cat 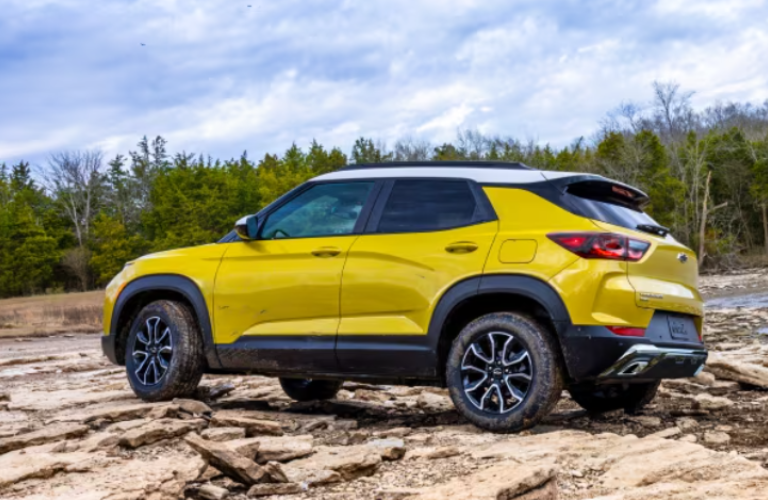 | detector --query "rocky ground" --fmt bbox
[2,272,768,500]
